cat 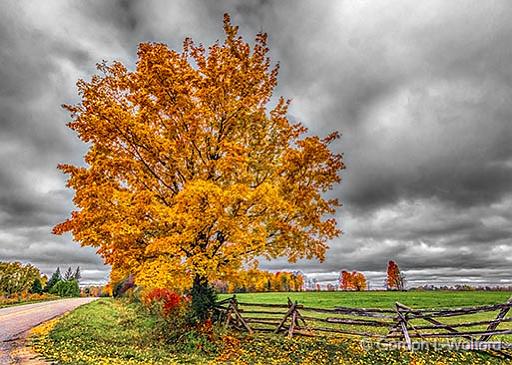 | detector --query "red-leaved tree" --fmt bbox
[386,260,405,290]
